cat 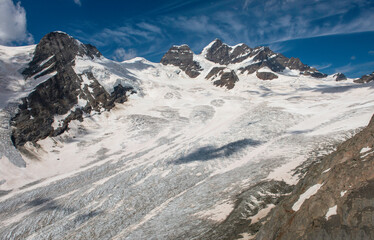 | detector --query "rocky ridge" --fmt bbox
[160,44,202,78]
[333,72,347,81]
[161,39,327,86]
[11,32,136,147]
[354,72,374,83]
